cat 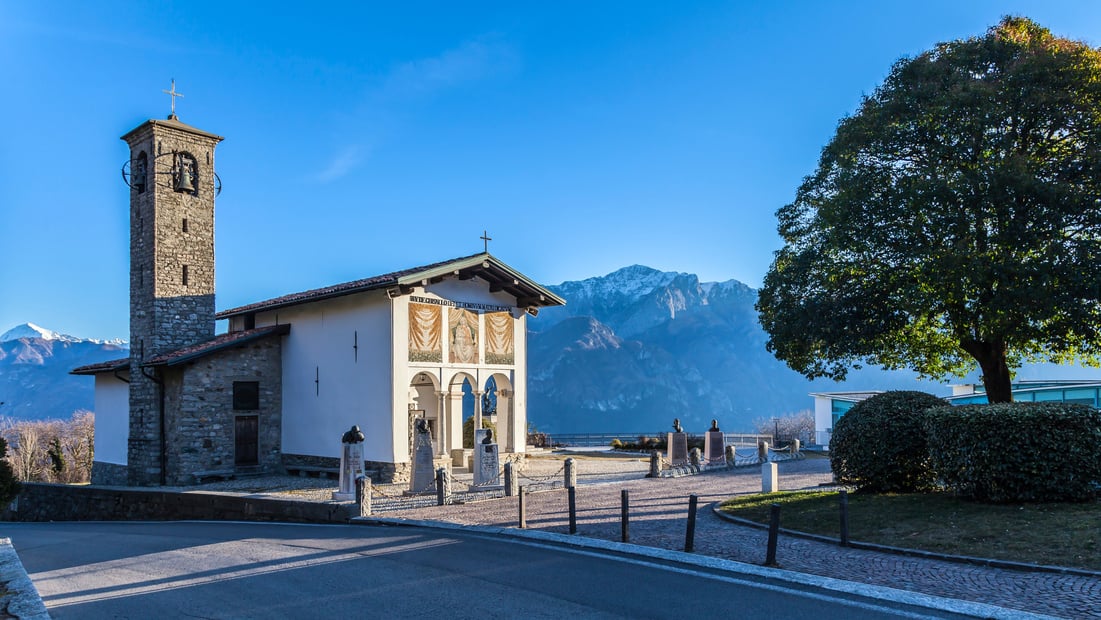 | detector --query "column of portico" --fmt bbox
[497,389,513,452]
[436,391,449,457]
[449,391,464,453]
[473,390,484,438]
